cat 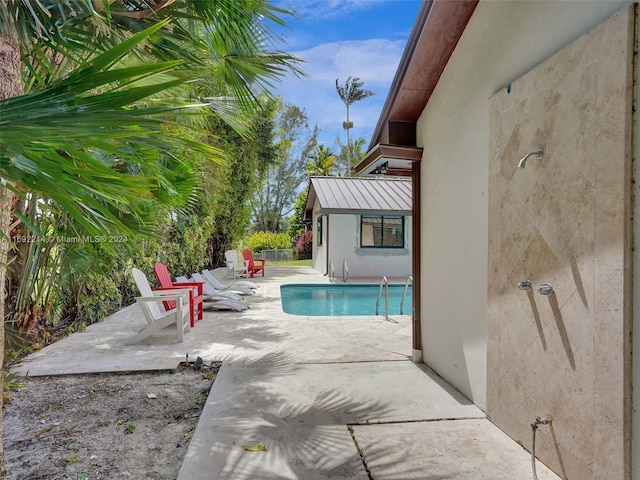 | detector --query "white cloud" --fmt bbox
[275,37,405,147]
[279,0,377,20]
